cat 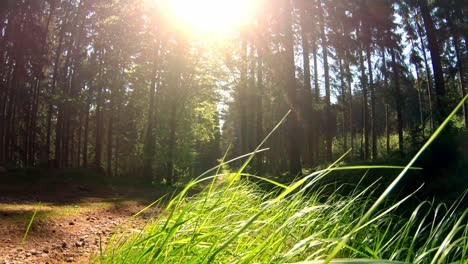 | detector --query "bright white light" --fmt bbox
[167,0,253,35]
